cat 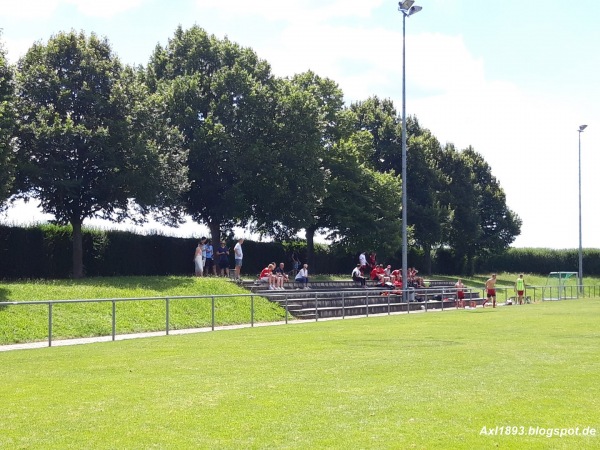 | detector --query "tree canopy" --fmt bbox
[13,31,188,277]
[0,37,16,206]
[3,26,521,276]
